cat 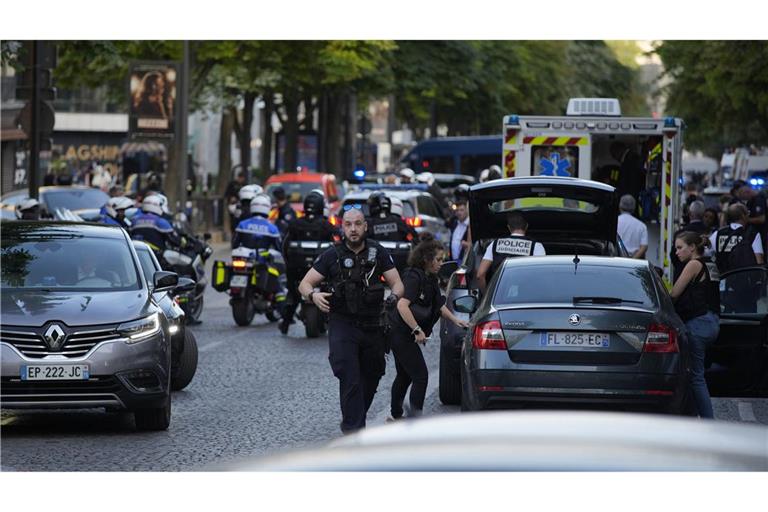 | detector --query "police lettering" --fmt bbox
[495,238,533,256]
[718,235,742,253]
[373,223,398,235]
